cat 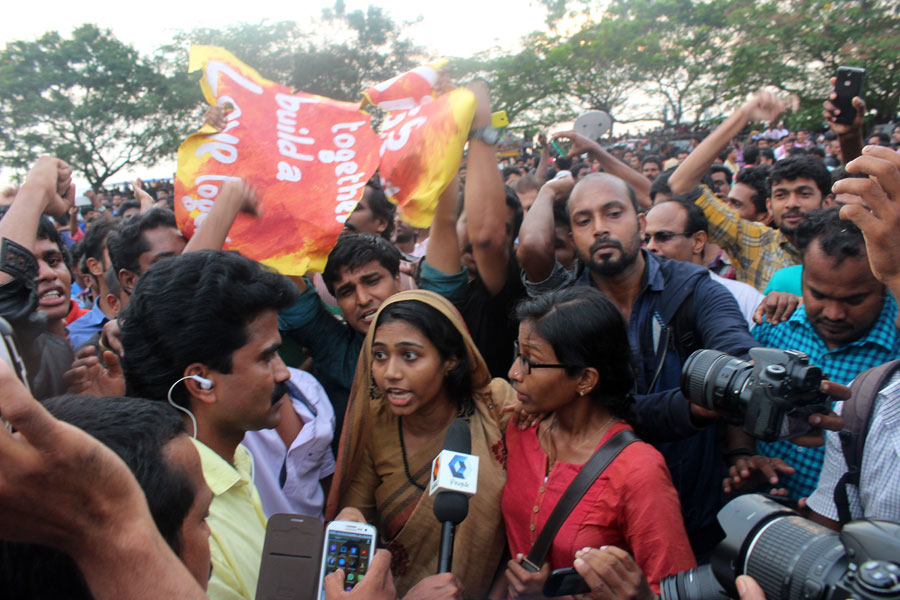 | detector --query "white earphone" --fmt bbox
[166,375,213,438]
